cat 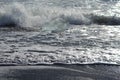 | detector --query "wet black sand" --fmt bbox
[0,64,120,80]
